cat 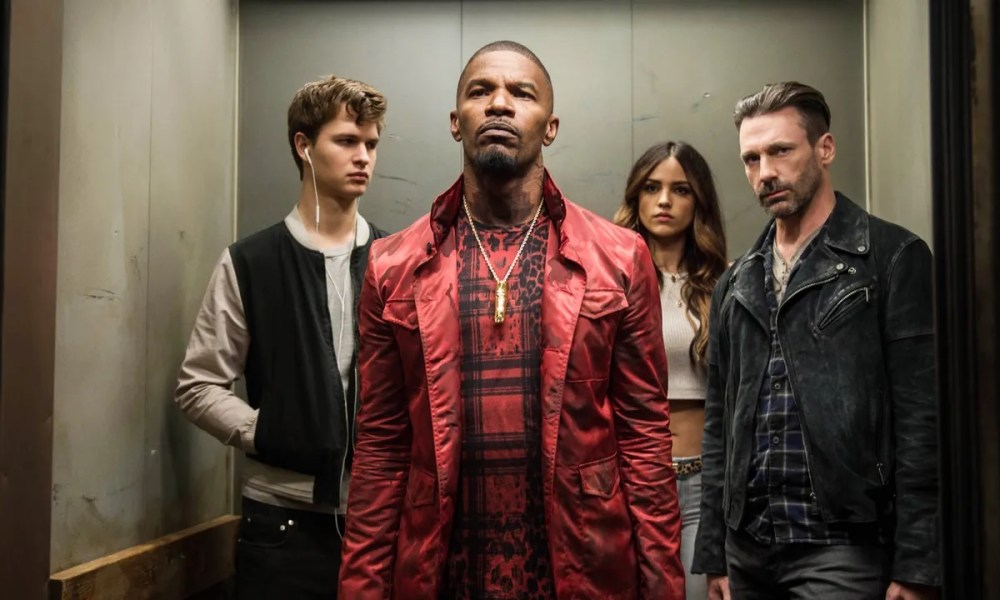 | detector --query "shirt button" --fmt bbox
[771,435,780,445]
[773,381,782,390]
[858,245,867,252]
[836,263,845,270]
